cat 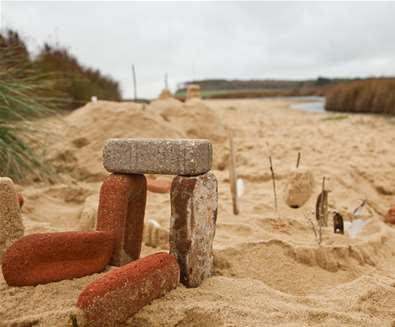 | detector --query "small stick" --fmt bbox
[304,211,321,245]
[352,199,367,217]
[228,129,240,215]
[70,314,79,327]
[269,156,278,213]
[296,152,301,168]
